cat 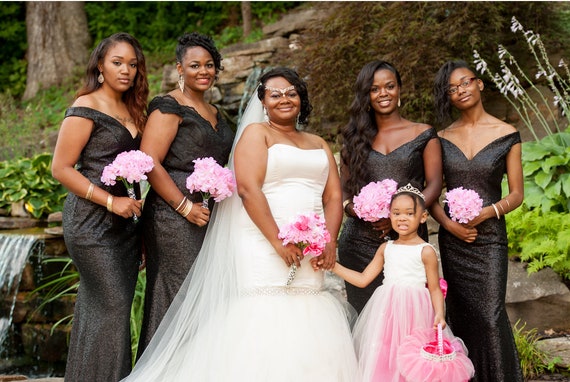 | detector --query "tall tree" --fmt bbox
[23,2,90,100]
[241,1,252,37]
